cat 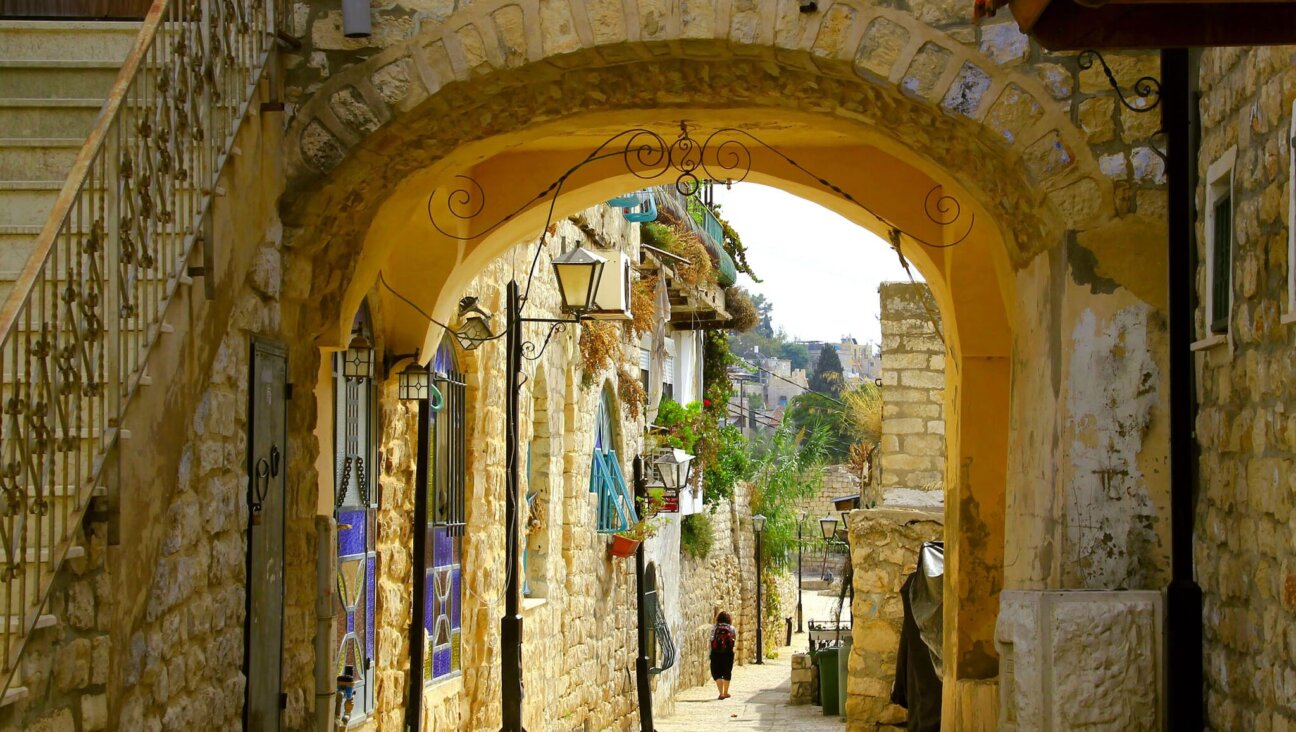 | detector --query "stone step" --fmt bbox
[3,615,57,633]
[0,686,27,708]
[0,139,84,182]
[0,180,62,228]
[0,98,104,141]
[0,61,120,100]
[0,544,85,566]
[0,21,141,63]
